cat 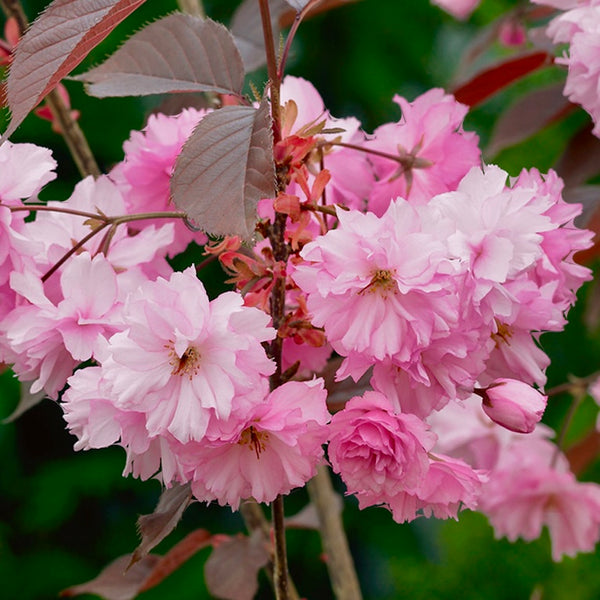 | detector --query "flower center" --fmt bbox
[359,268,398,297]
[491,321,514,347]
[169,344,201,379]
[238,426,269,459]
